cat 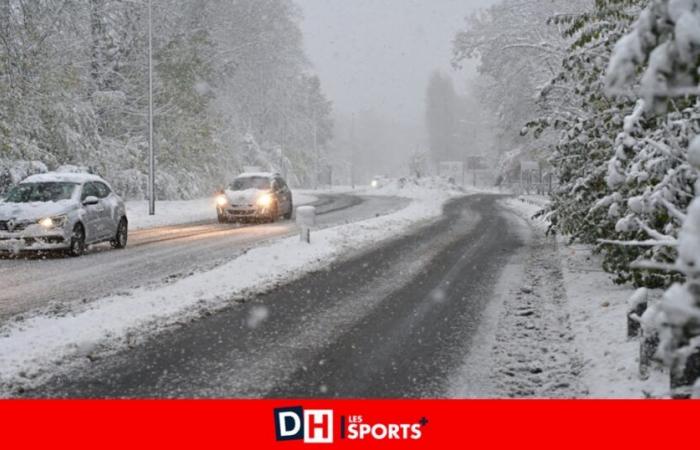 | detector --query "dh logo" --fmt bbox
[274,406,333,444]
